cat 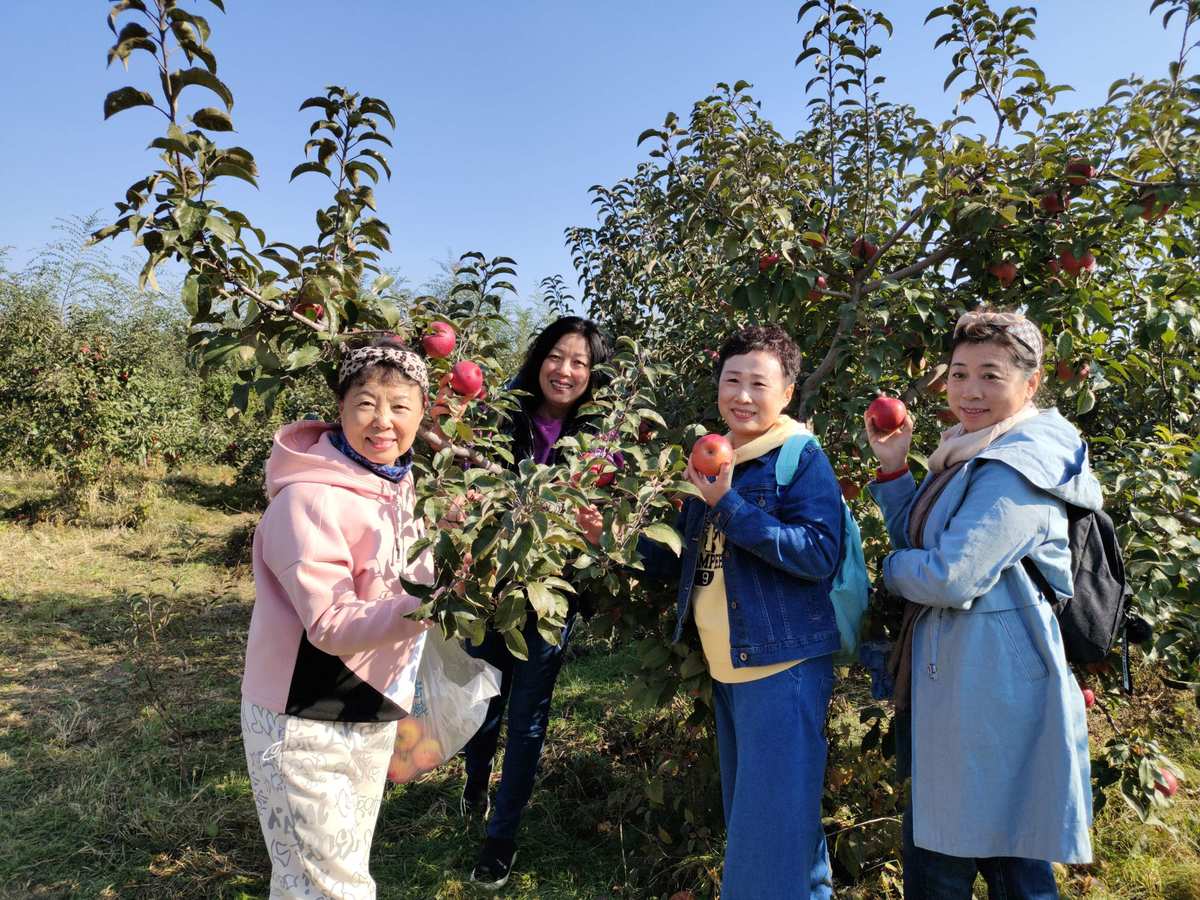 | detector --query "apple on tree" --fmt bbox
[421,321,456,359]
[1155,768,1179,798]
[759,252,781,272]
[1040,192,1068,215]
[807,274,827,301]
[449,360,484,398]
[850,236,878,265]
[987,260,1017,289]
[1065,158,1097,187]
